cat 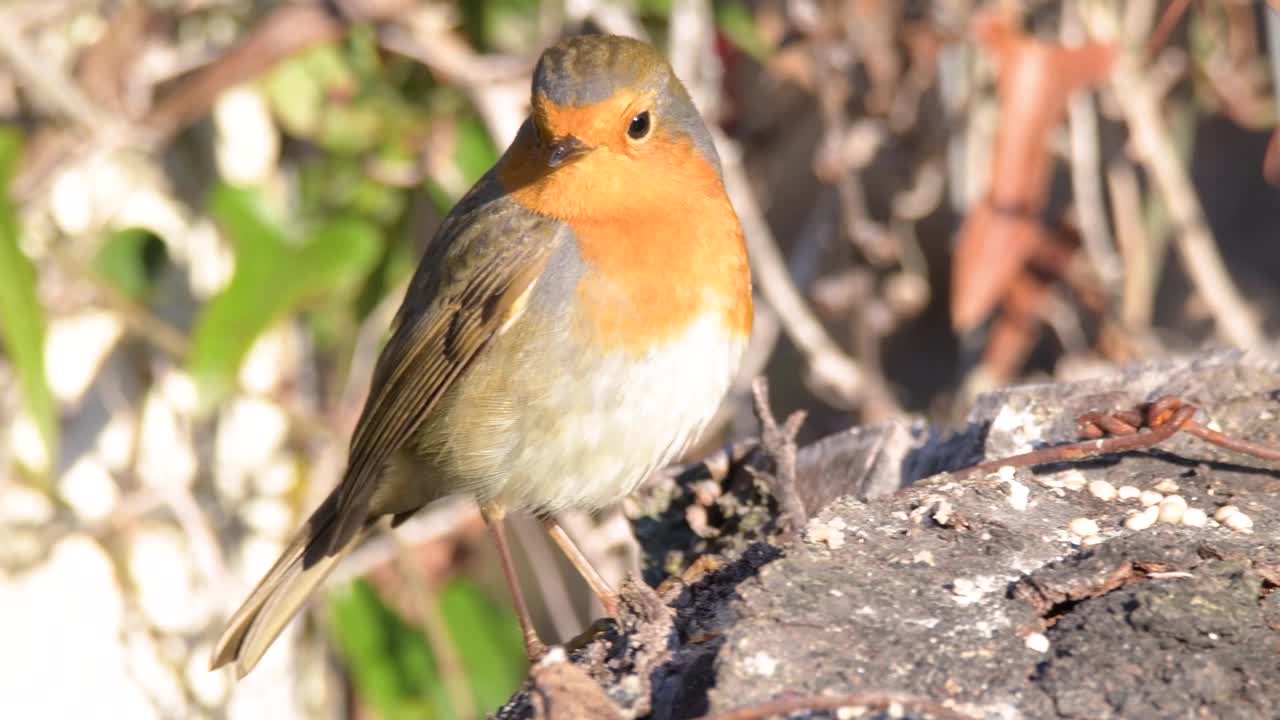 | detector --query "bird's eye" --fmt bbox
[627,111,652,141]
